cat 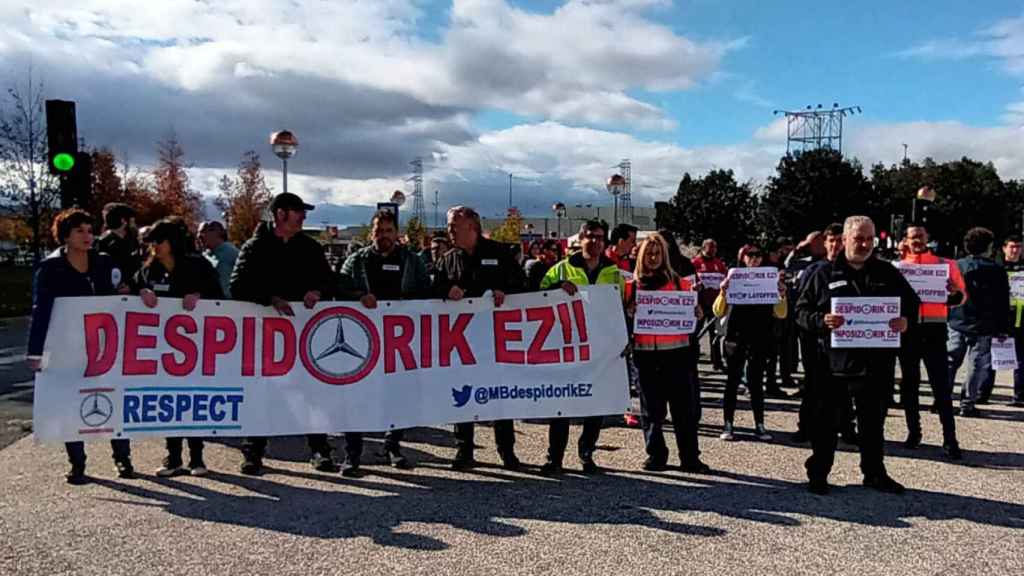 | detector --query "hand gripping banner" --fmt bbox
[33,286,629,442]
